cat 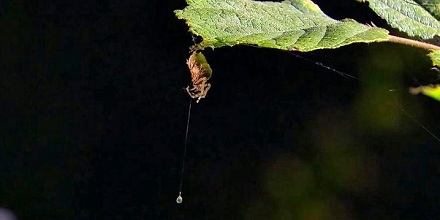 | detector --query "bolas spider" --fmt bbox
[185,51,212,103]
